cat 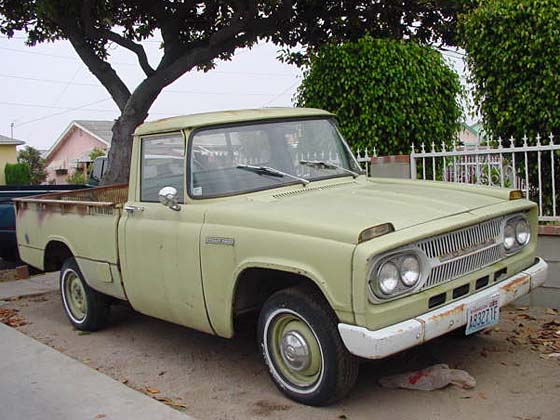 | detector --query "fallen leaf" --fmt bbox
[146,387,160,394]
[94,415,107,419]
[78,331,91,336]
[478,393,488,400]
[158,371,166,376]
[121,379,129,385]
[545,308,558,315]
